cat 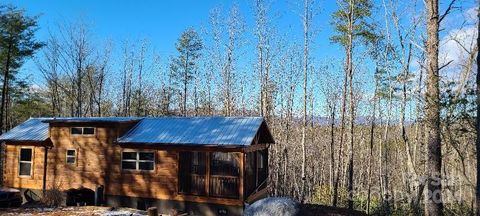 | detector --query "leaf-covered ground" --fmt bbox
[0,206,146,216]
[301,204,367,216]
